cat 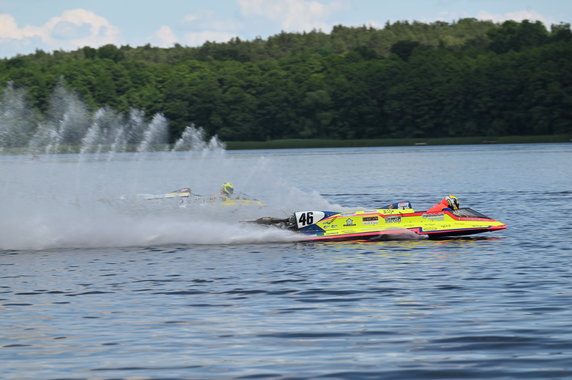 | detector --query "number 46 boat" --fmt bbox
[252,197,506,242]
